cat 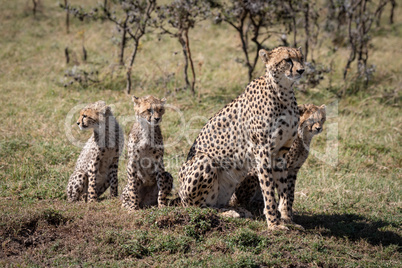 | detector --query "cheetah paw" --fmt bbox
[281,219,304,230]
[267,224,289,231]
